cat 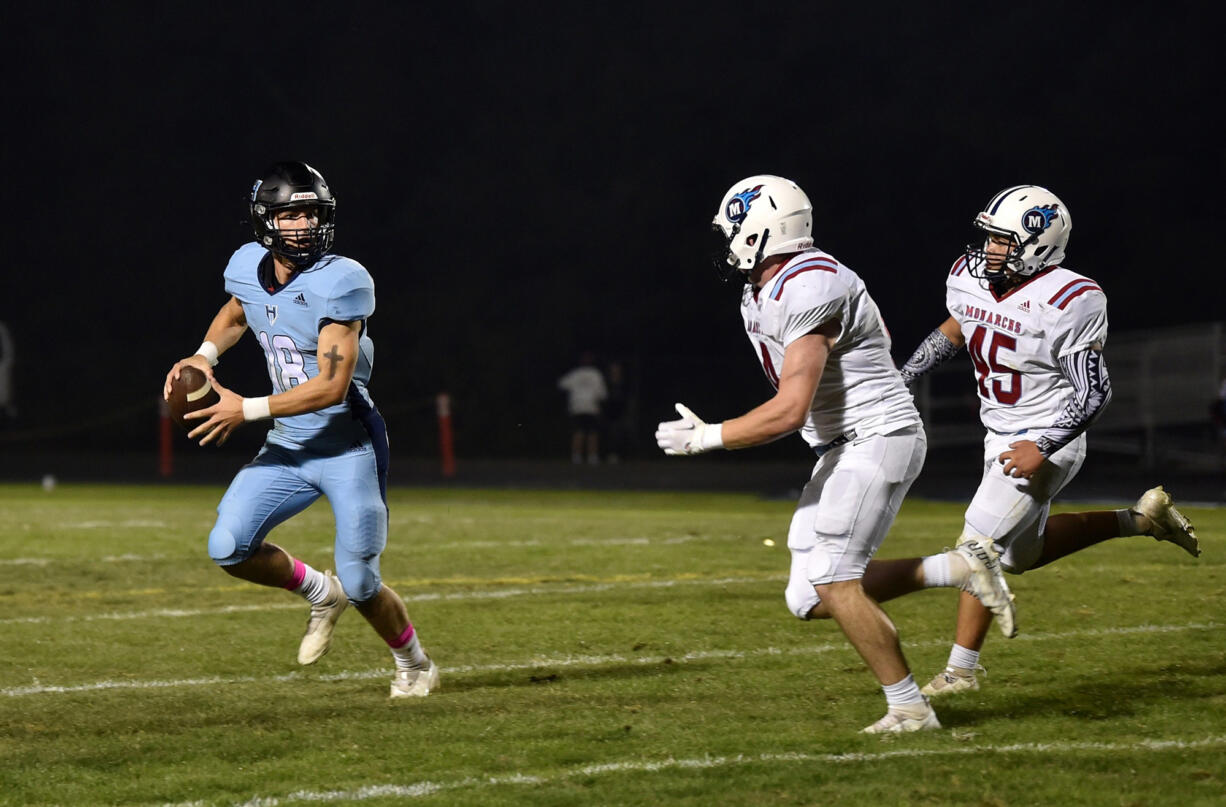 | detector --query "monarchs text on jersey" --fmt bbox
[741,250,919,447]
[945,255,1108,436]
[224,242,378,454]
